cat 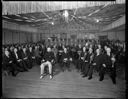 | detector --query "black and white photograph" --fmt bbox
[2,0,126,98]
